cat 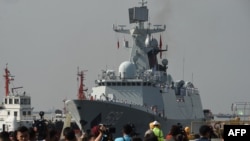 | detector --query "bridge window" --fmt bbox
[9,99,13,104]
[27,98,30,104]
[23,99,27,104]
[14,111,18,117]
[14,99,19,104]
[117,82,121,86]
